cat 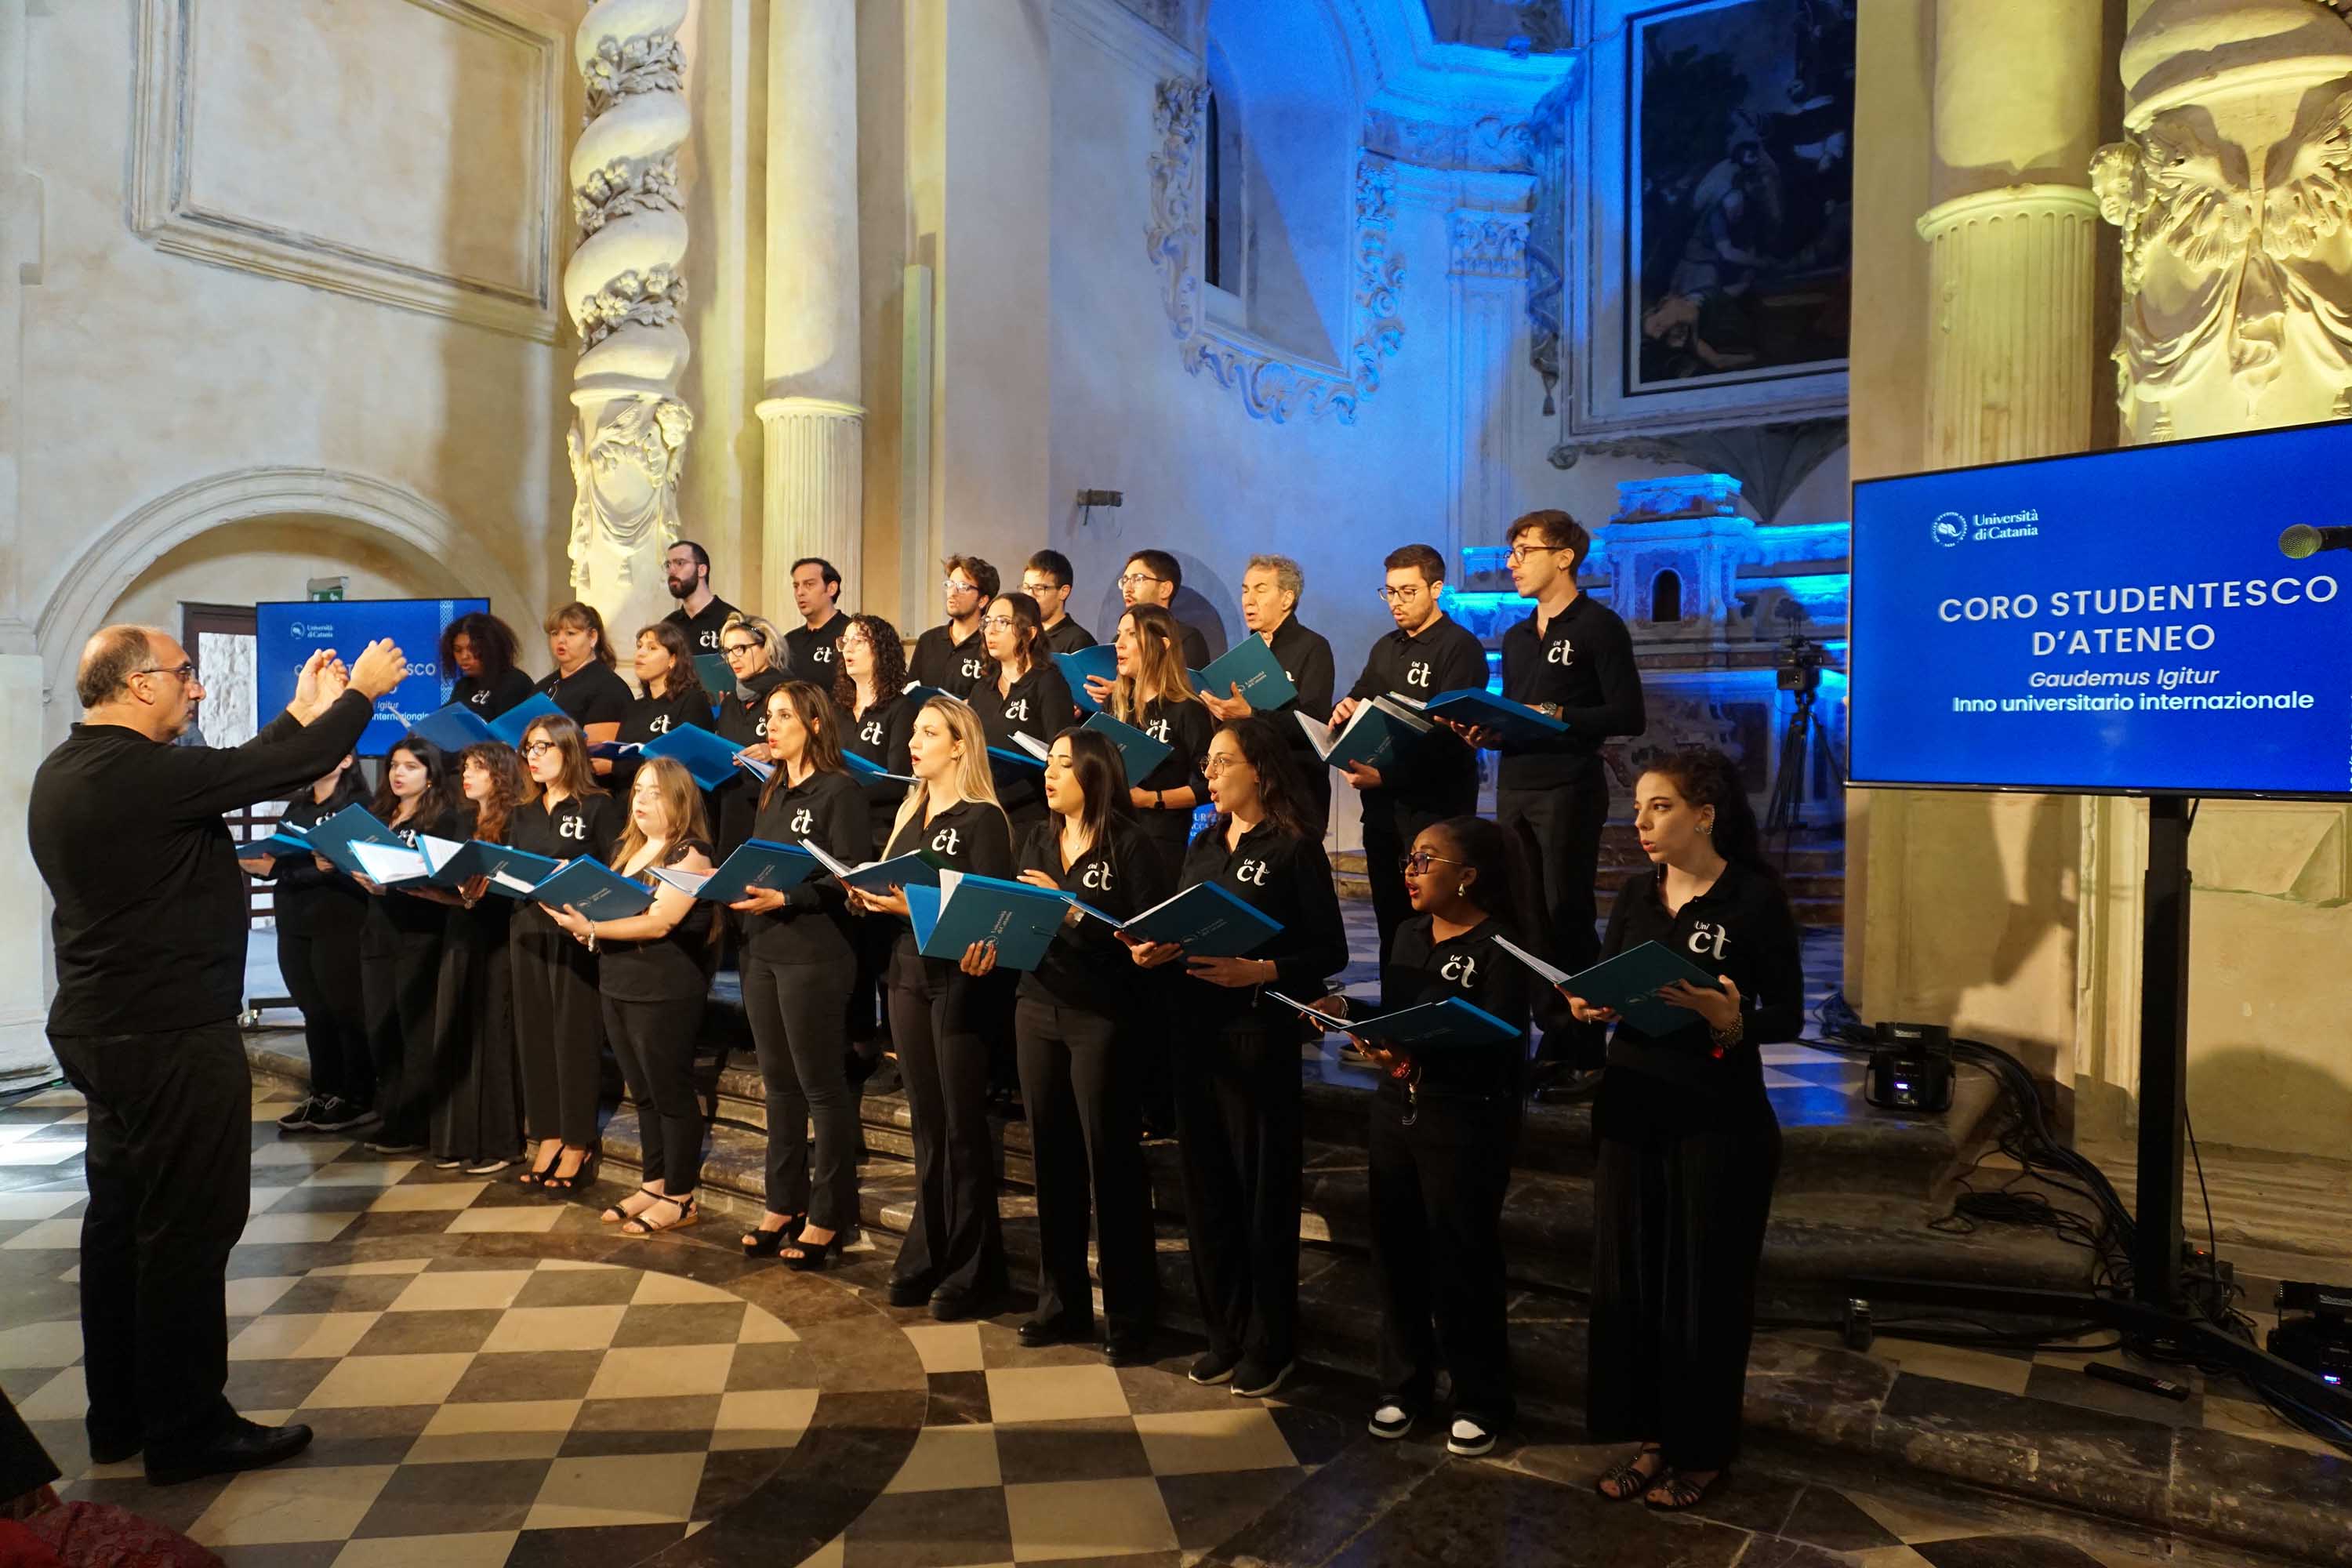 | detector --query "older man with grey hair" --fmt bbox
[1201,554,1336,835]
[27,626,408,1486]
